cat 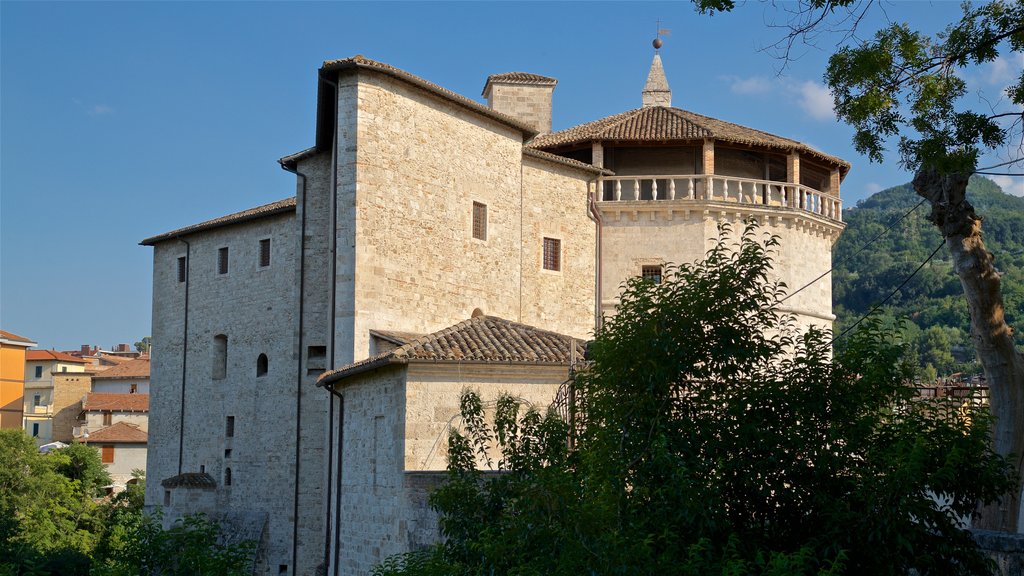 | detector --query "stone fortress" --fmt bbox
[142,44,847,575]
